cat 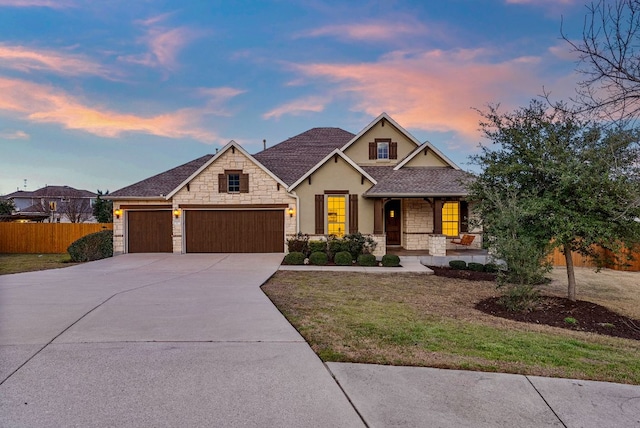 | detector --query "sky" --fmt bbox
[0,0,591,195]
